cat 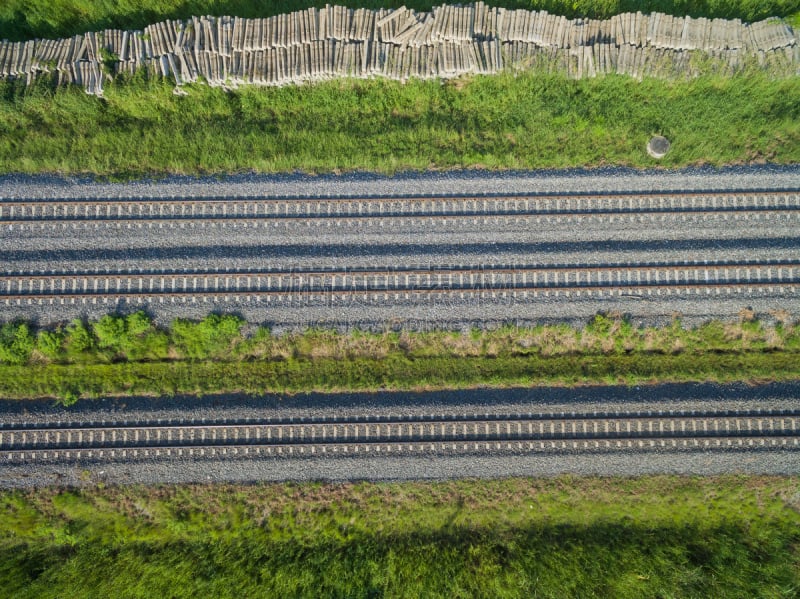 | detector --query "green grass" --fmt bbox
[2,312,800,400]
[1,68,798,176]
[2,0,799,42]
[1,476,799,598]
[3,350,799,399]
